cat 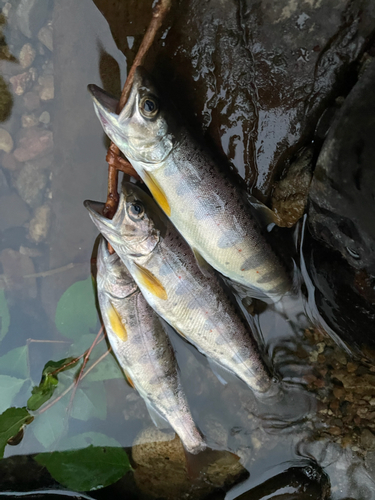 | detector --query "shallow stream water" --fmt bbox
[0,1,375,499]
